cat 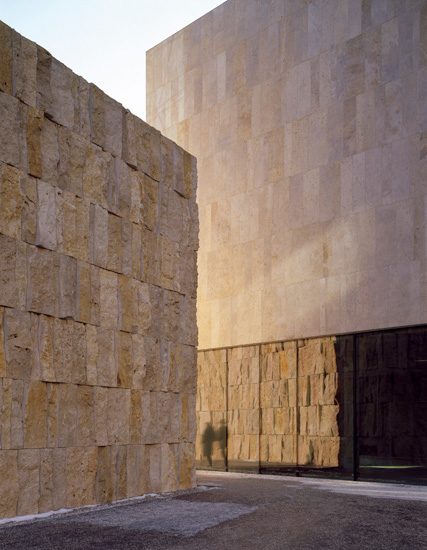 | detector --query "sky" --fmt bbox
[0,0,225,120]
